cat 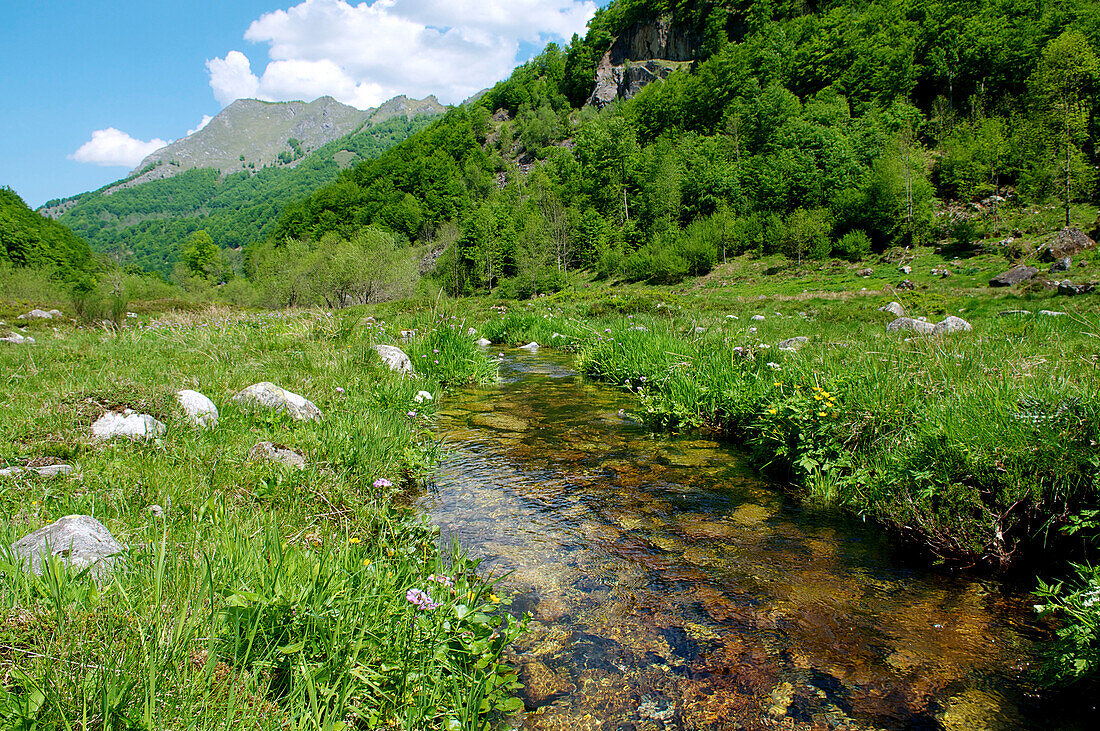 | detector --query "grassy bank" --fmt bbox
[0,305,522,729]
[456,247,1100,571]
